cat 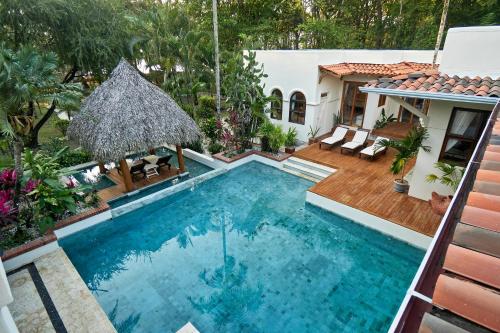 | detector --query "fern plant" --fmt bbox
[426,162,465,191]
